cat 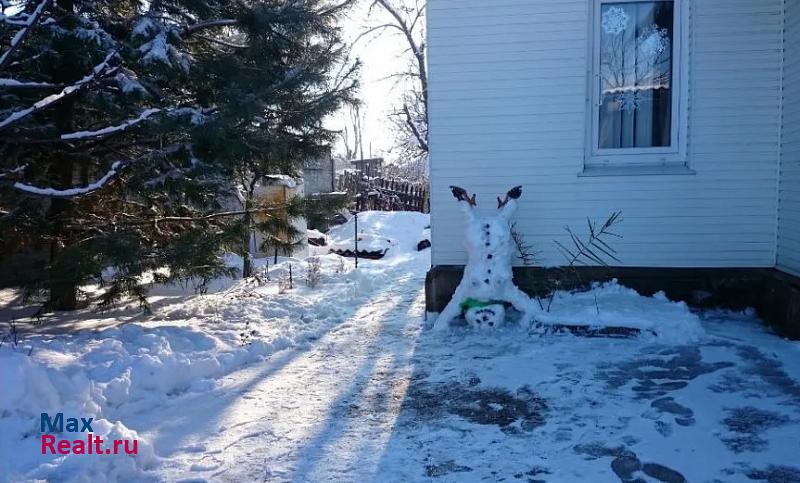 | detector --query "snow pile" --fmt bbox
[0,349,158,482]
[0,309,286,479]
[535,280,705,342]
[326,211,429,256]
[263,174,300,188]
[307,228,325,238]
